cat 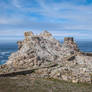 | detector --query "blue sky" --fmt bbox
[0,0,92,41]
